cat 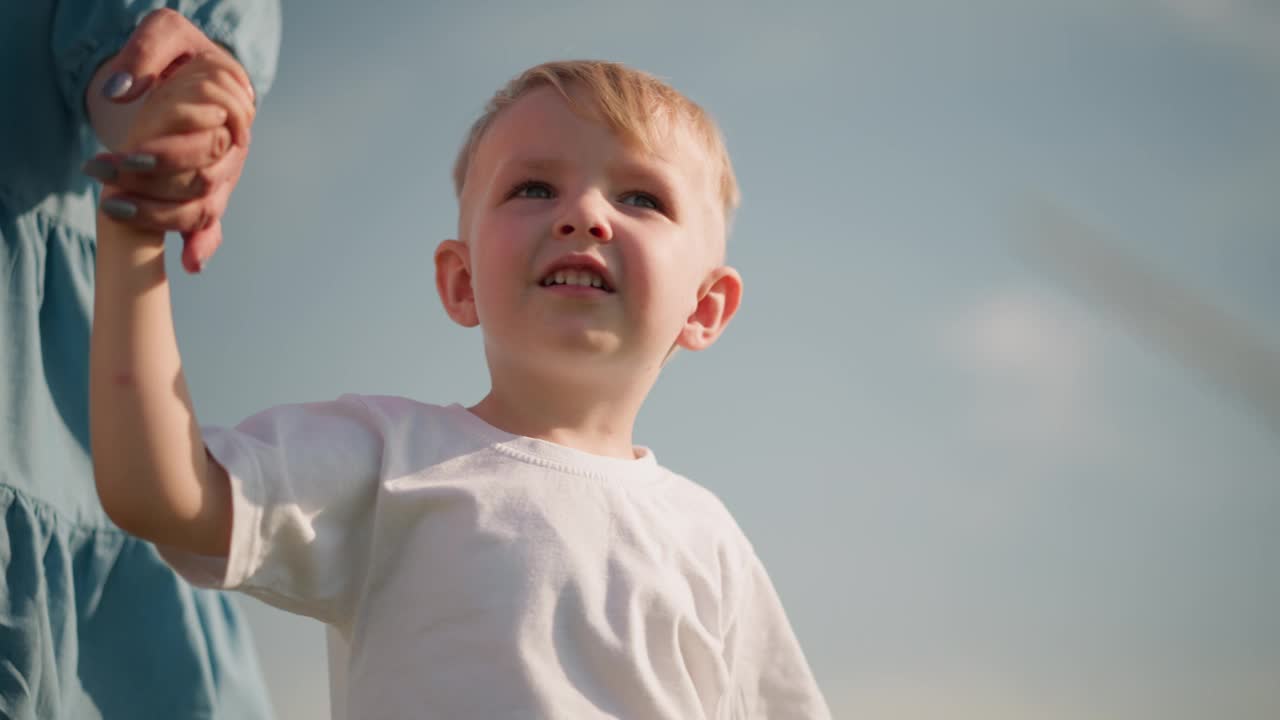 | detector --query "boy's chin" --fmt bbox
[493,324,622,356]
[487,334,644,380]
